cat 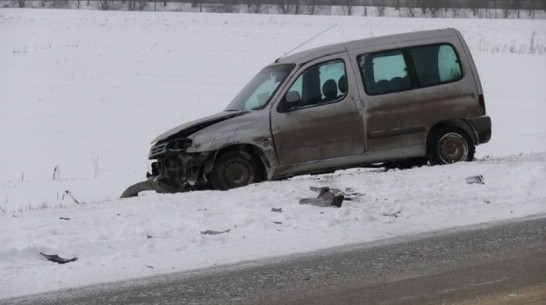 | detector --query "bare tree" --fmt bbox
[190,0,202,12]
[393,0,400,10]
[17,0,26,8]
[375,0,386,16]
[340,0,353,15]
[470,0,480,17]
[221,0,235,13]
[419,0,427,14]
[428,0,441,17]
[295,0,302,15]
[128,0,137,10]
[451,7,462,18]
[511,0,523,18]
[302,0,317,15]
[97,0,110,10]
[440,0,449,13]
[406,0,418,17]
[277,0,294,14]
[502,7,512,18]
[49,0,70,8]
[245,0,264,13]
[127,0,147,10]
[526,2,536,19]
